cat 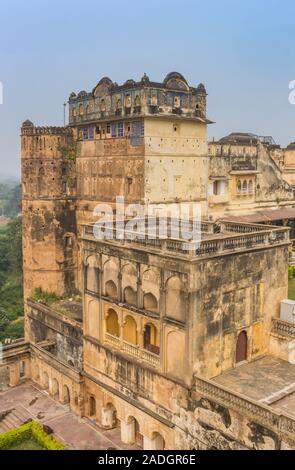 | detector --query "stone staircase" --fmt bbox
[0,407,31,433]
